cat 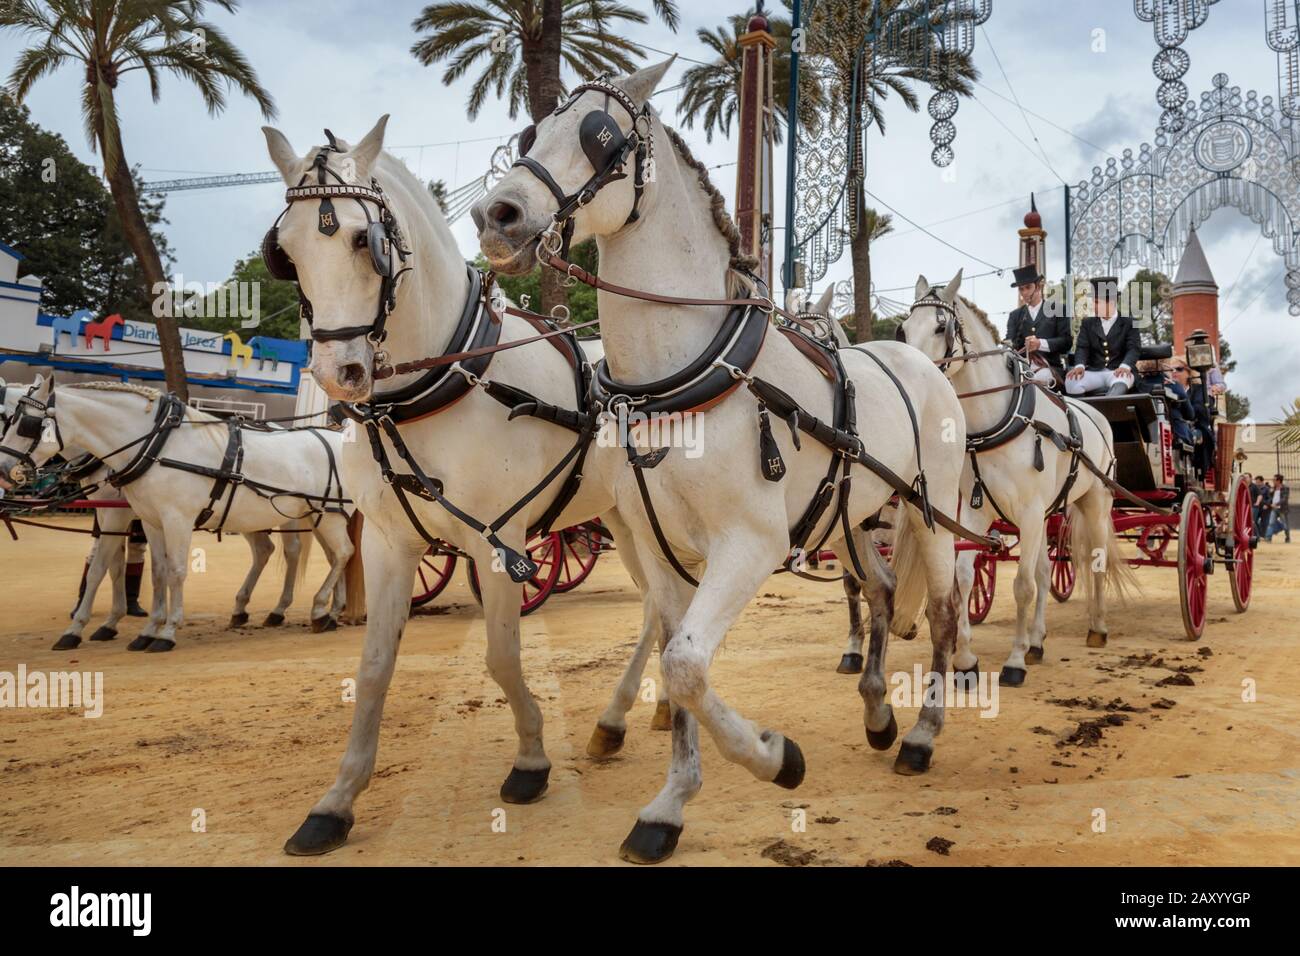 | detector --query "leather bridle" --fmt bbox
[262,131,411,360]
[0,383,64,479]
[513,77,653,262]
